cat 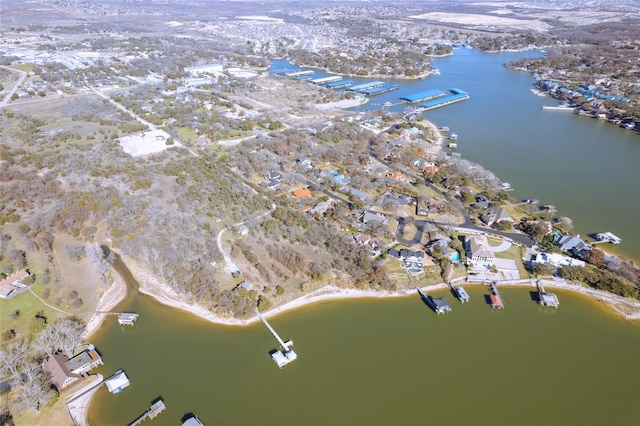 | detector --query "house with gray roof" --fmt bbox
[481,207,514,226]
